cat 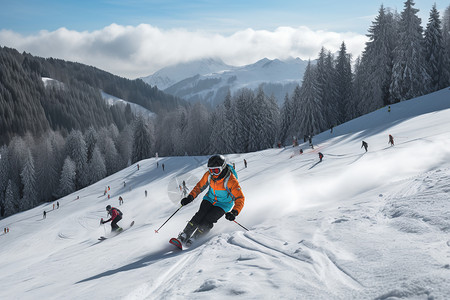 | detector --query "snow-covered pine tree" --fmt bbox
[65,130,88,189]
[262,93,280,149]
[356,5,398,114]
[278,93,293,145]
[57,157,76,198]
[20,149,37,210]
[35,138,59,202]
[4,180,18,217]
[390,0,430,102]
[87,146,106,185]
[185,102,211,155]
[443,5,450,81]
[424,4,450,91]
[297,61,326,136]
[335,41,353,123]
[247,87,265,152]
[84,126,98,163]
[0,146,9,204]
[97,129,119,176]
[233,88,254,153]
[131,114,153,163]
